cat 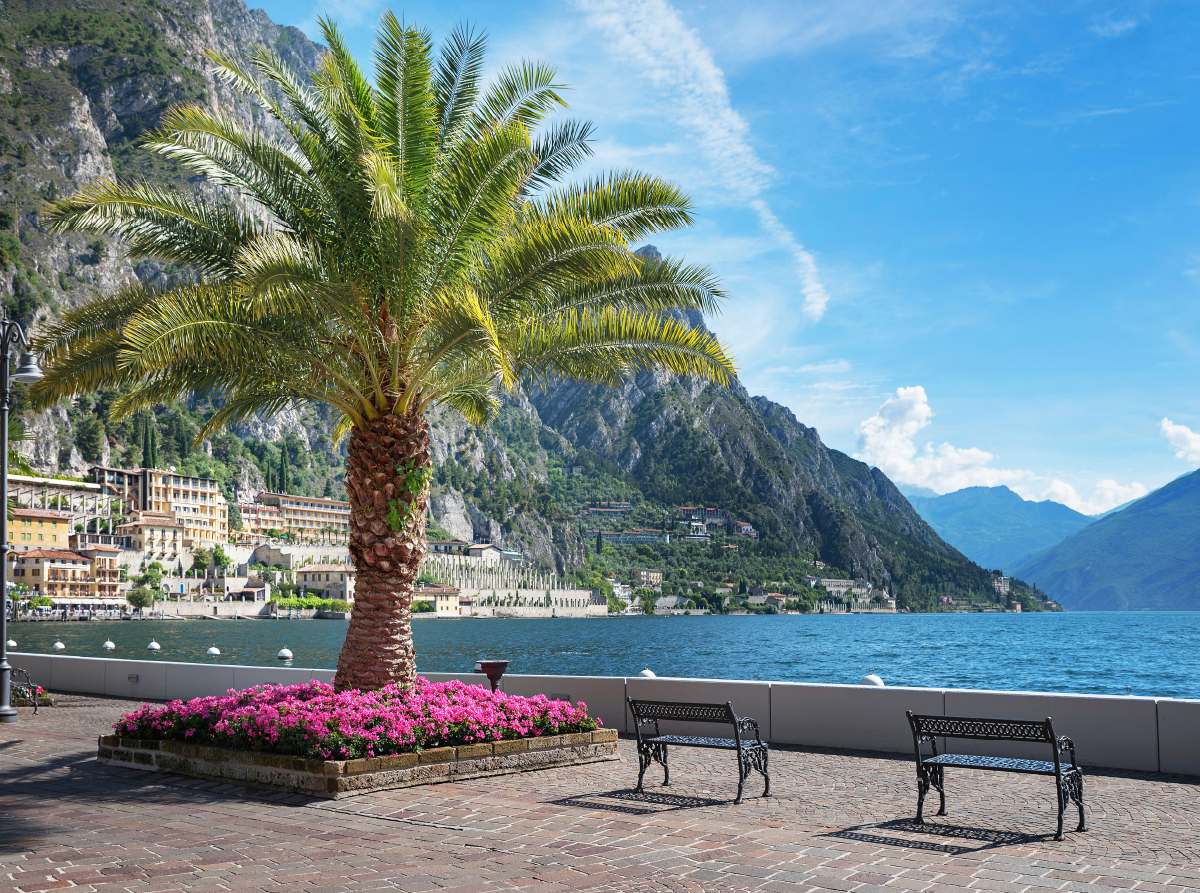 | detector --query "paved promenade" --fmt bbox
[2,695,1199,893]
